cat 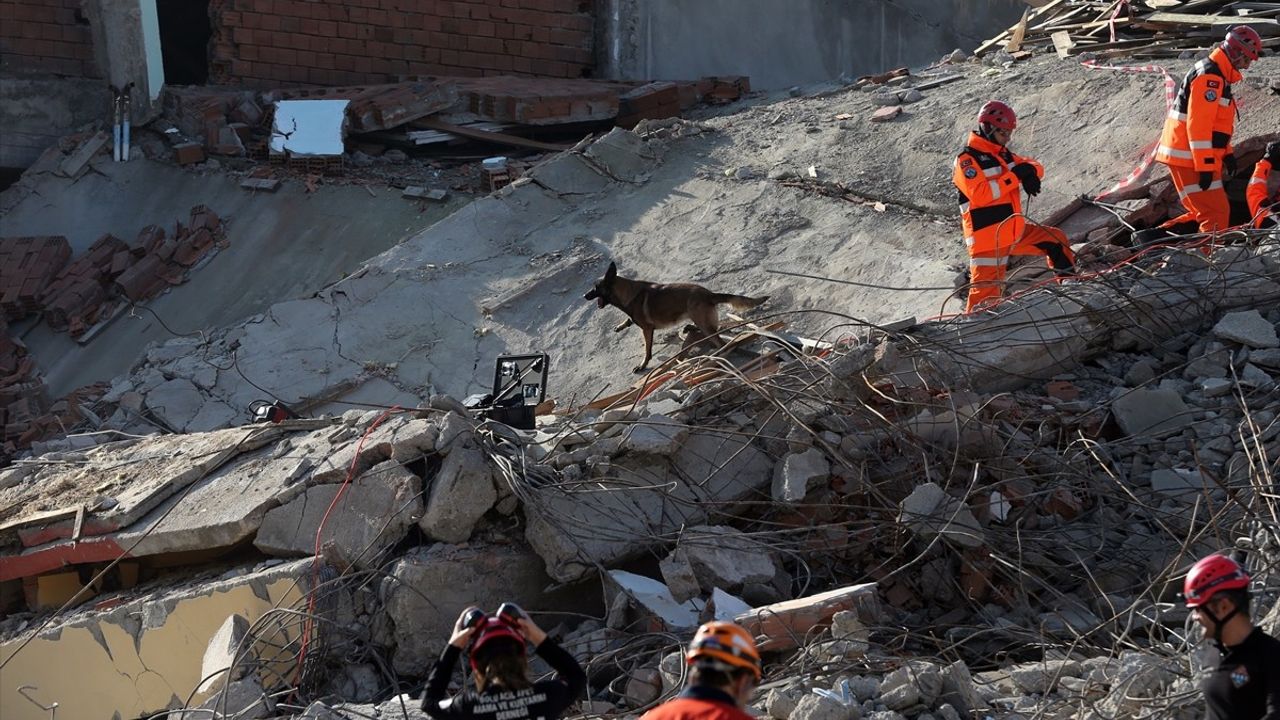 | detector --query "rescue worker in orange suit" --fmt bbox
[1248,141,1279,229]
[1140,26,1263,243]
[640,622,761,720]
[953,100,1076,312]
[1183,553,1280,720]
